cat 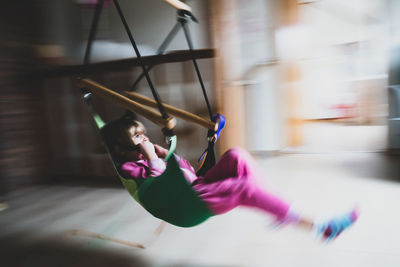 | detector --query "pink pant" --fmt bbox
[193,148,290,219]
